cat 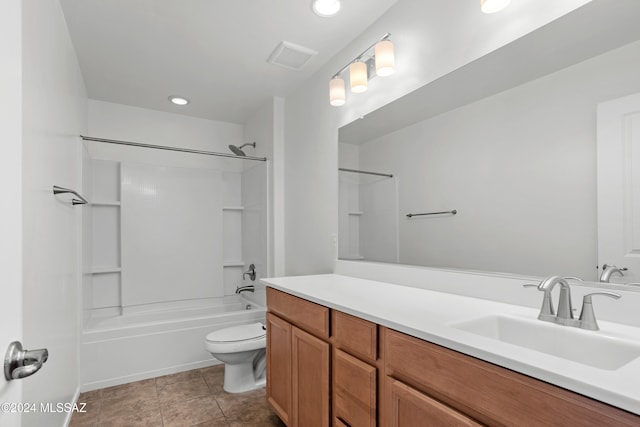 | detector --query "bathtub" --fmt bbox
[80,295,265,391]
